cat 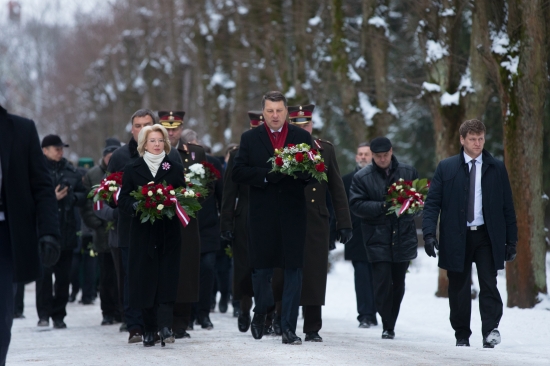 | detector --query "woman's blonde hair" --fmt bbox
[137,125,171,156]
